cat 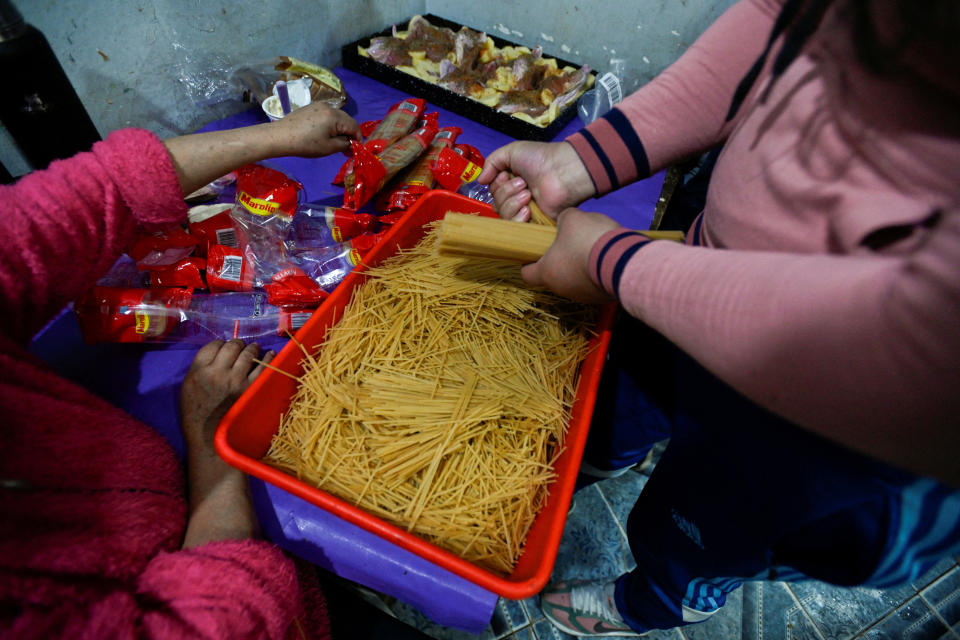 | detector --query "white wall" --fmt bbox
[426,0,734,84]
[1,0,735,177]
[0,0,426,176]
